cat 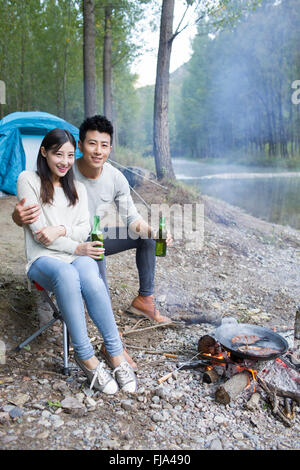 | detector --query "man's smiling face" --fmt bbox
[78,130,112,172]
